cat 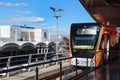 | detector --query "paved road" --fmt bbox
[78,58,120,80]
